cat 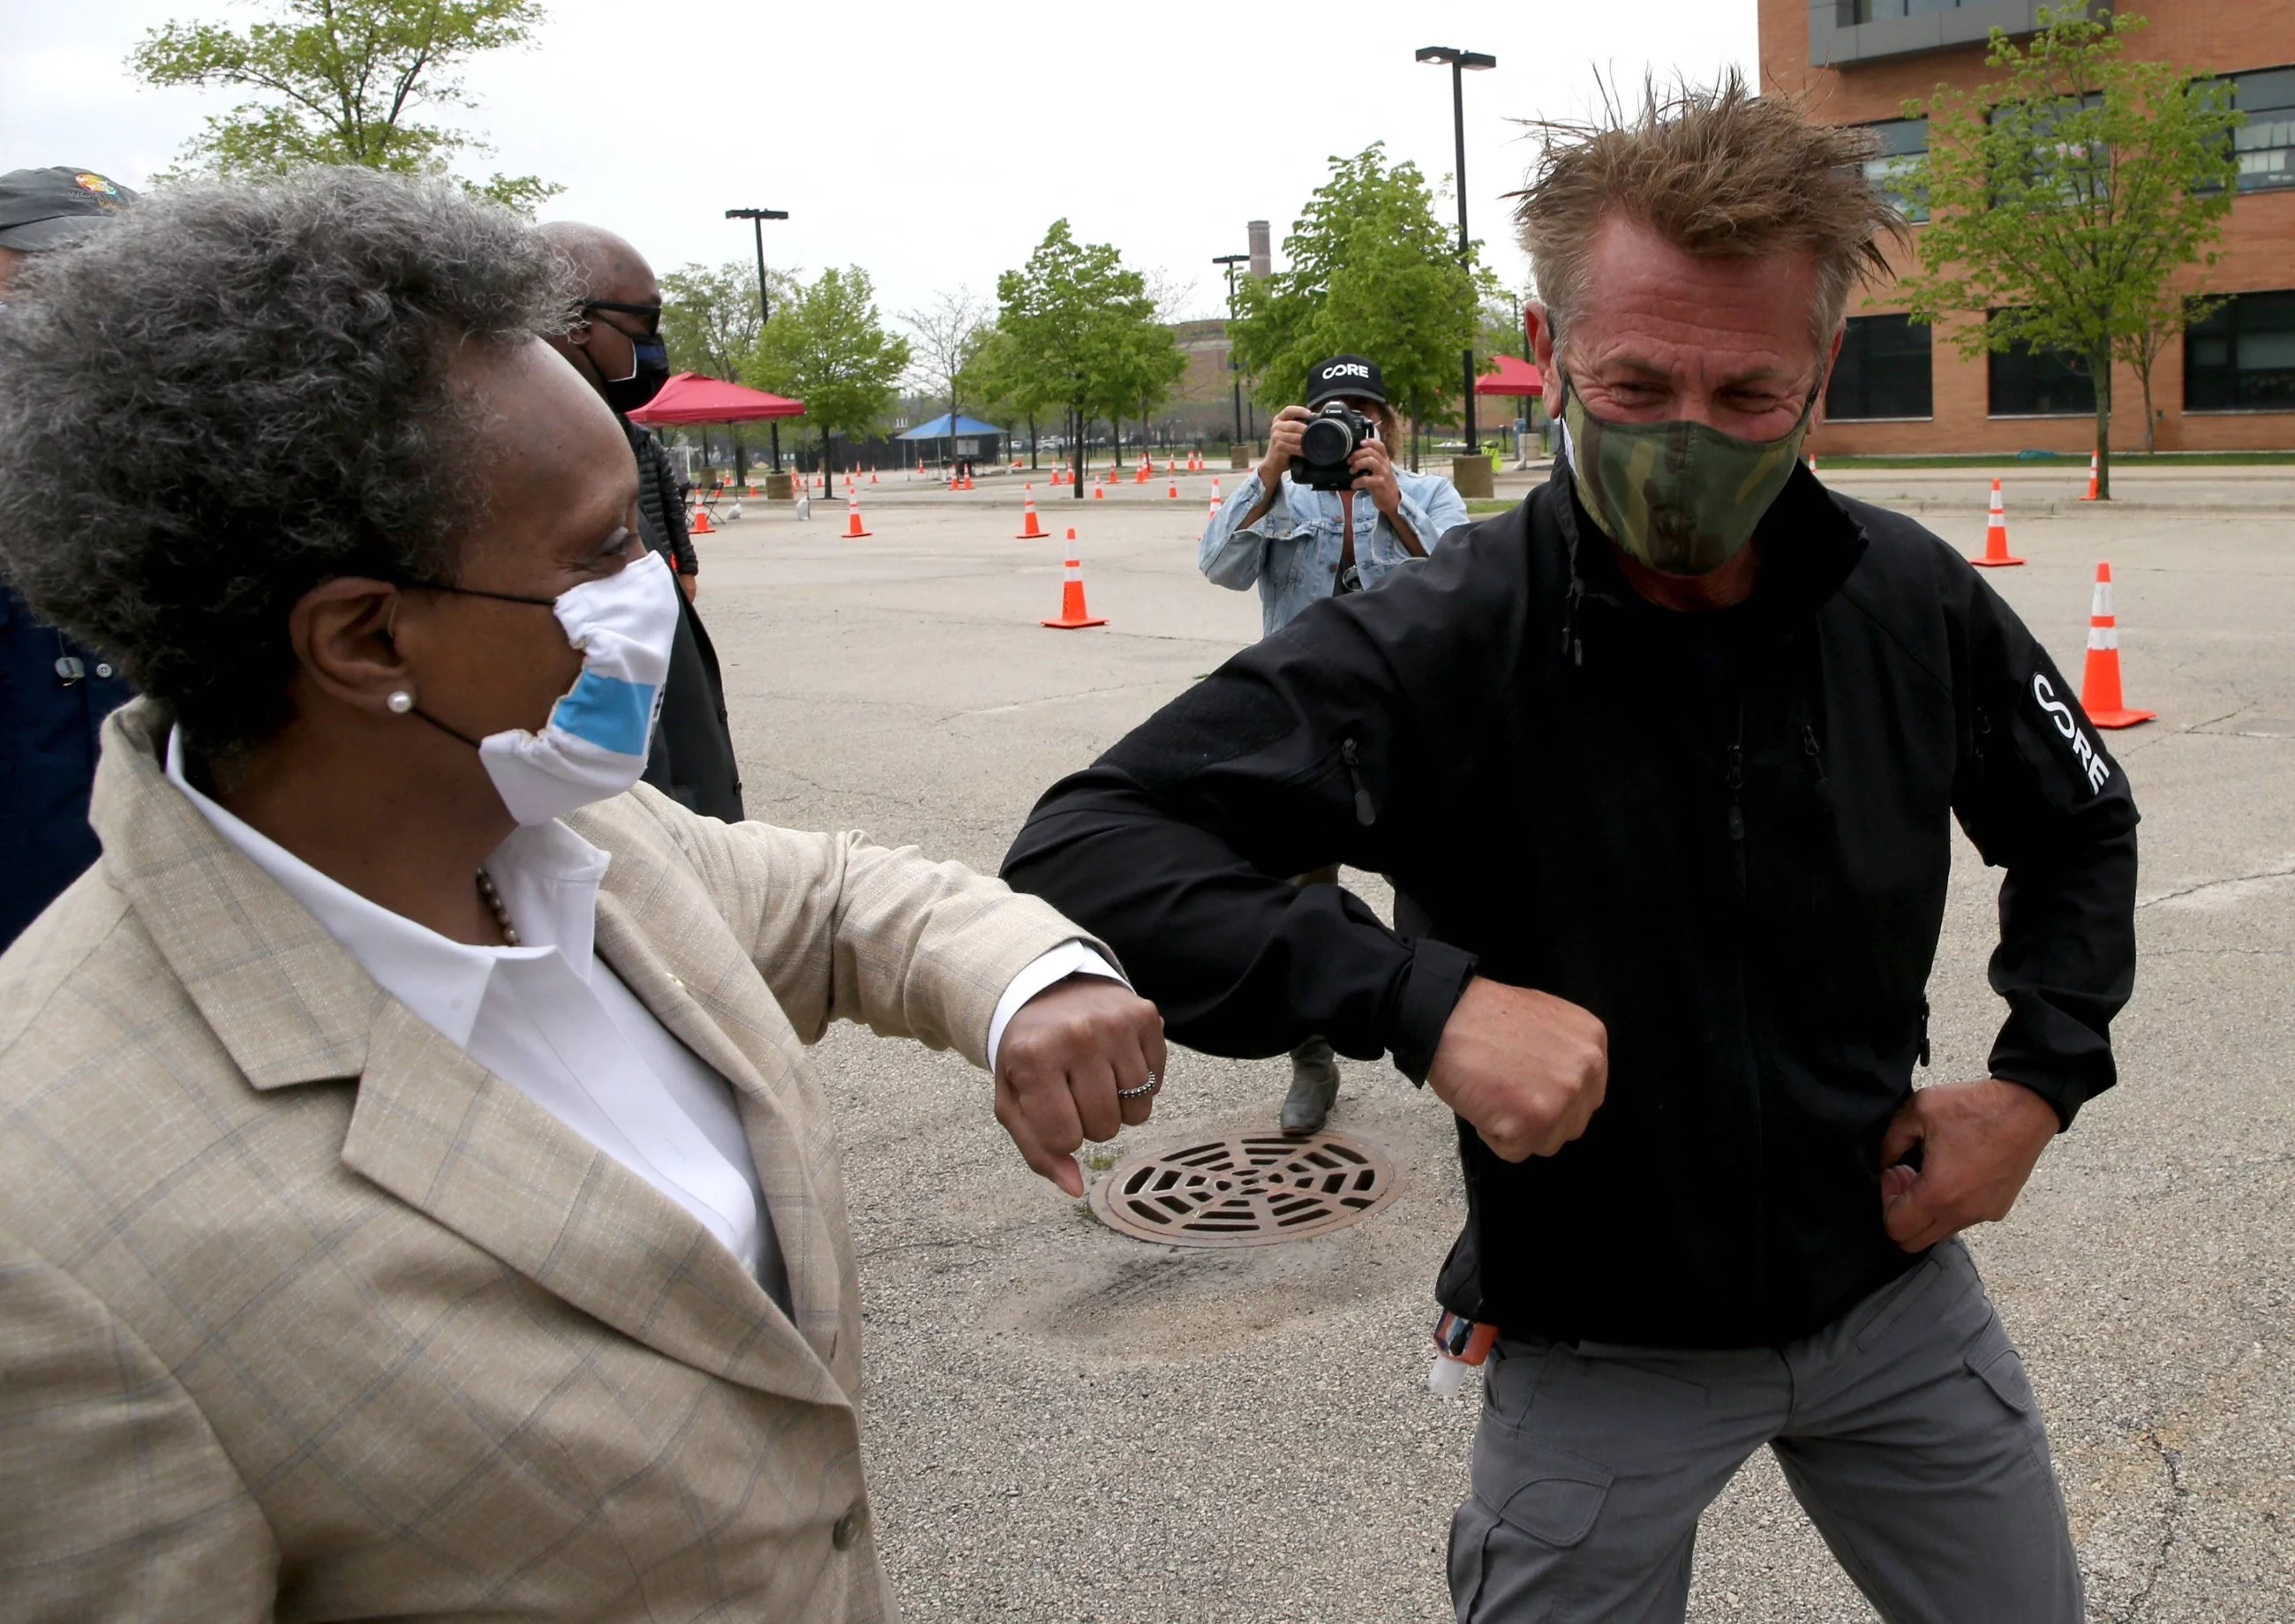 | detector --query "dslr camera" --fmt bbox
[1290,401,1377,491]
